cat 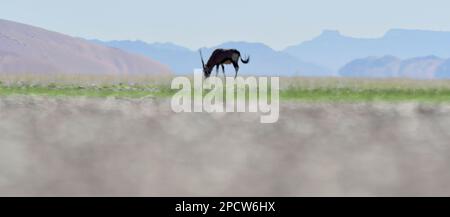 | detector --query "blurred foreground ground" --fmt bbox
[1,96,450,196]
